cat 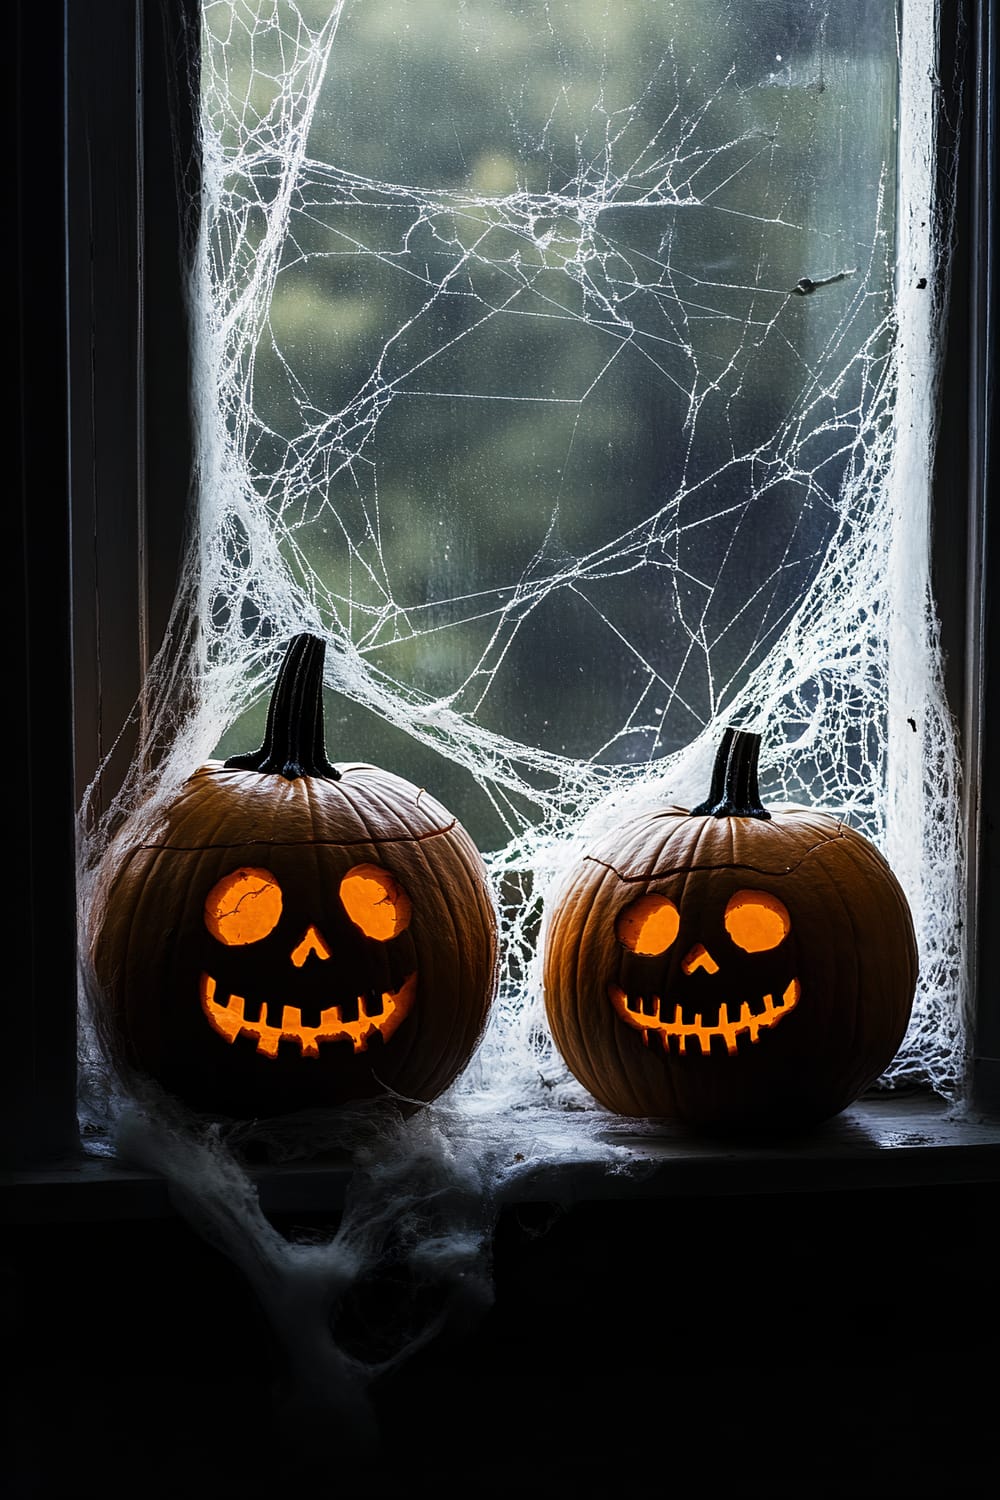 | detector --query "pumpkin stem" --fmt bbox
[223,633,341,781]
[691,727,770,819]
